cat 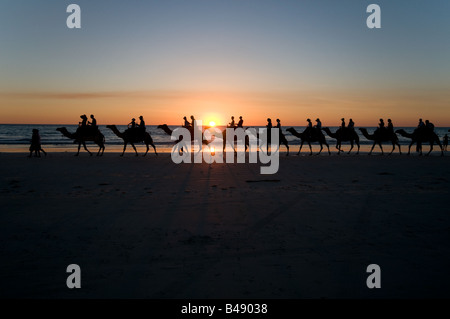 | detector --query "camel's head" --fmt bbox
[157,124,168,129]
[286,127,295,133]
[56,127,64,132]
